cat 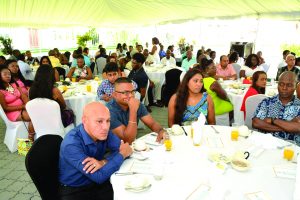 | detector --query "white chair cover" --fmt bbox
[0,105,29,152]
[216,113,230,126]
[124,69,130,77]
[245,94,267,129]
[138,79,150,129]
[26,98,74,139]
[95,57,107,75]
